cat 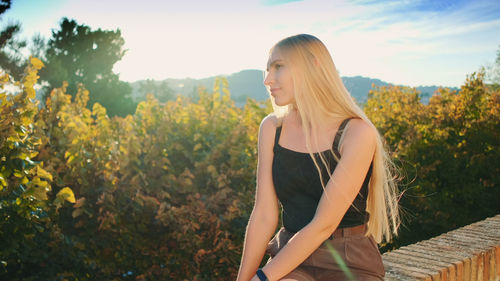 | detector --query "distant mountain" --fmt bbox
[130,70,458,106]
[341,76,389,104]
[130,69,268,106]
